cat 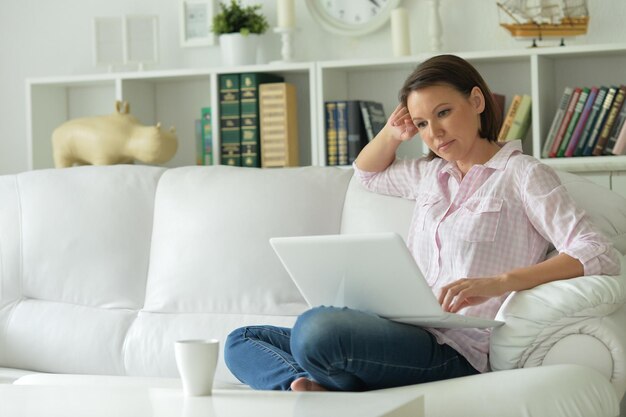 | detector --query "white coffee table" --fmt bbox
[0,383,424,417]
